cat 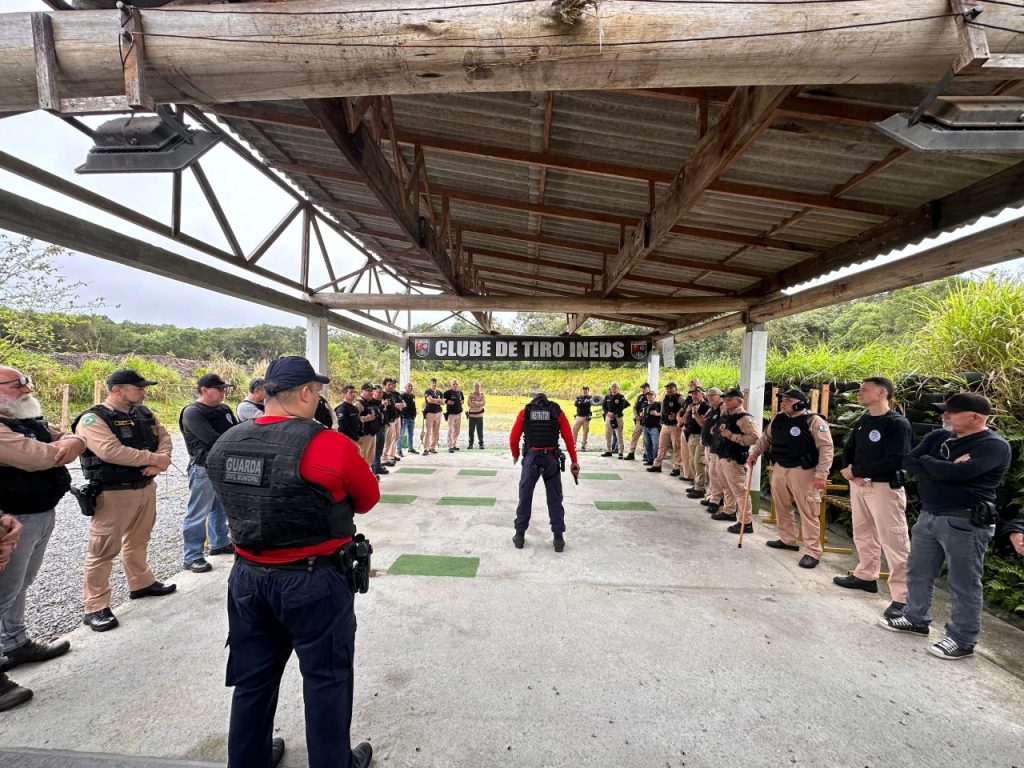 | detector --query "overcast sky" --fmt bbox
[2,0,1022,334]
